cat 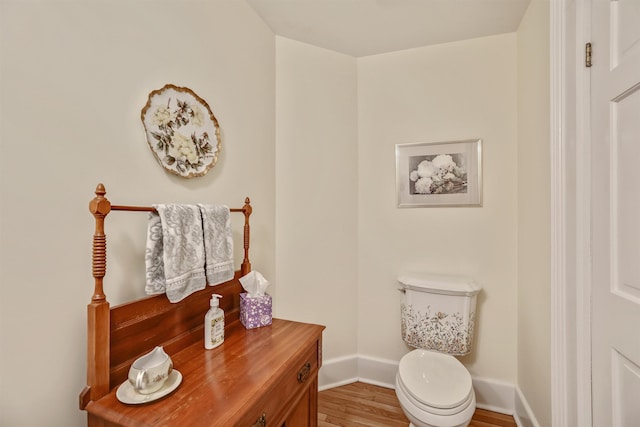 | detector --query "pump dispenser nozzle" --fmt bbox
[210,294,222,307]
